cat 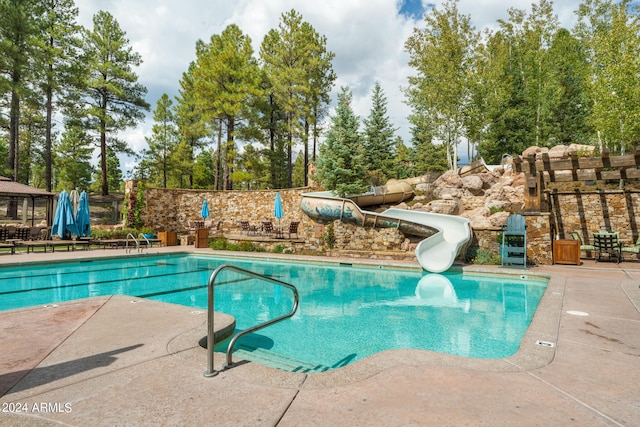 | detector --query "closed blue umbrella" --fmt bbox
[274,192,283,229]
[201,199,210,219]
[75,191,91,237]
[51,190,79,239]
